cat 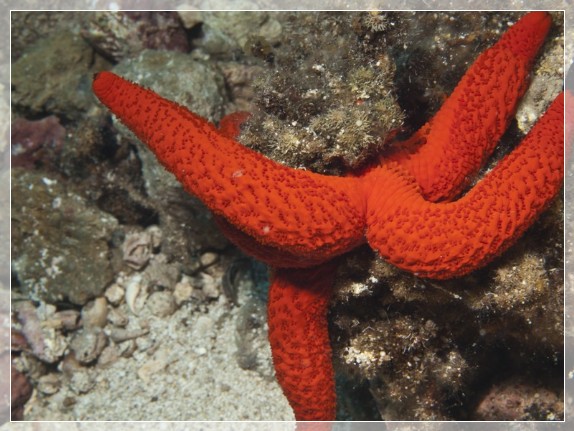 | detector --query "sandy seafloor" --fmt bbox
[18,292,295,421]
[2,0,574,430]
